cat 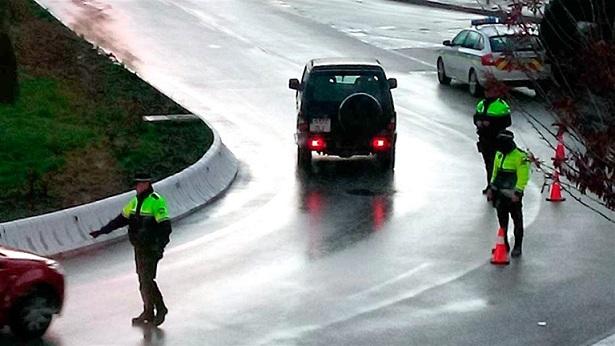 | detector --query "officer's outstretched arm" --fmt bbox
[100,214,129,234]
